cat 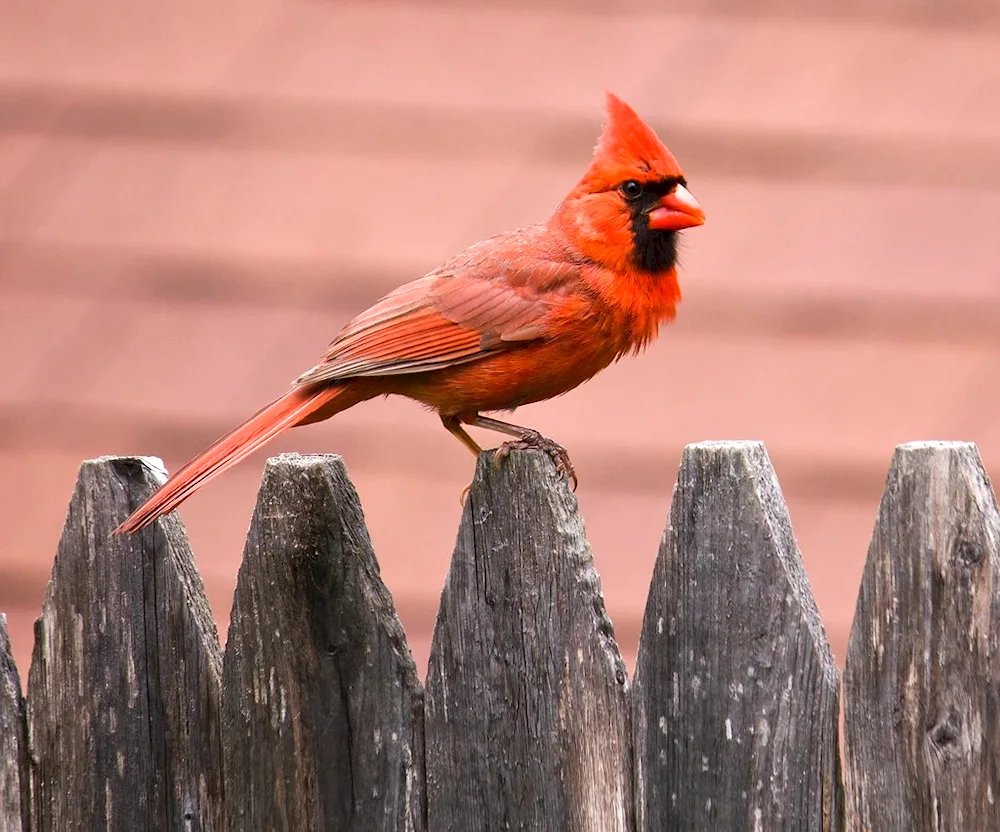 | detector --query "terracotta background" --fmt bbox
[2,0,1000,680]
